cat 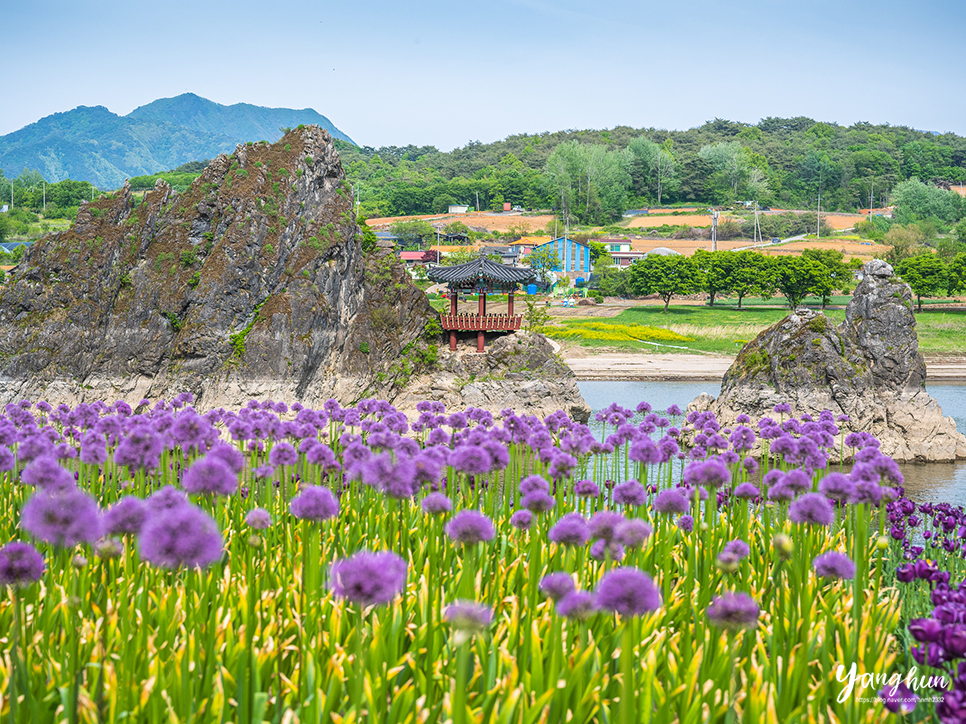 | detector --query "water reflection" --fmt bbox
[577,380,966,506]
